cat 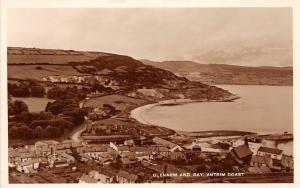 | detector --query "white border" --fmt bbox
[1,0,299,188]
